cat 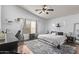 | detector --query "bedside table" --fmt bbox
[66,36,75,43]
[29,34,38,40]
